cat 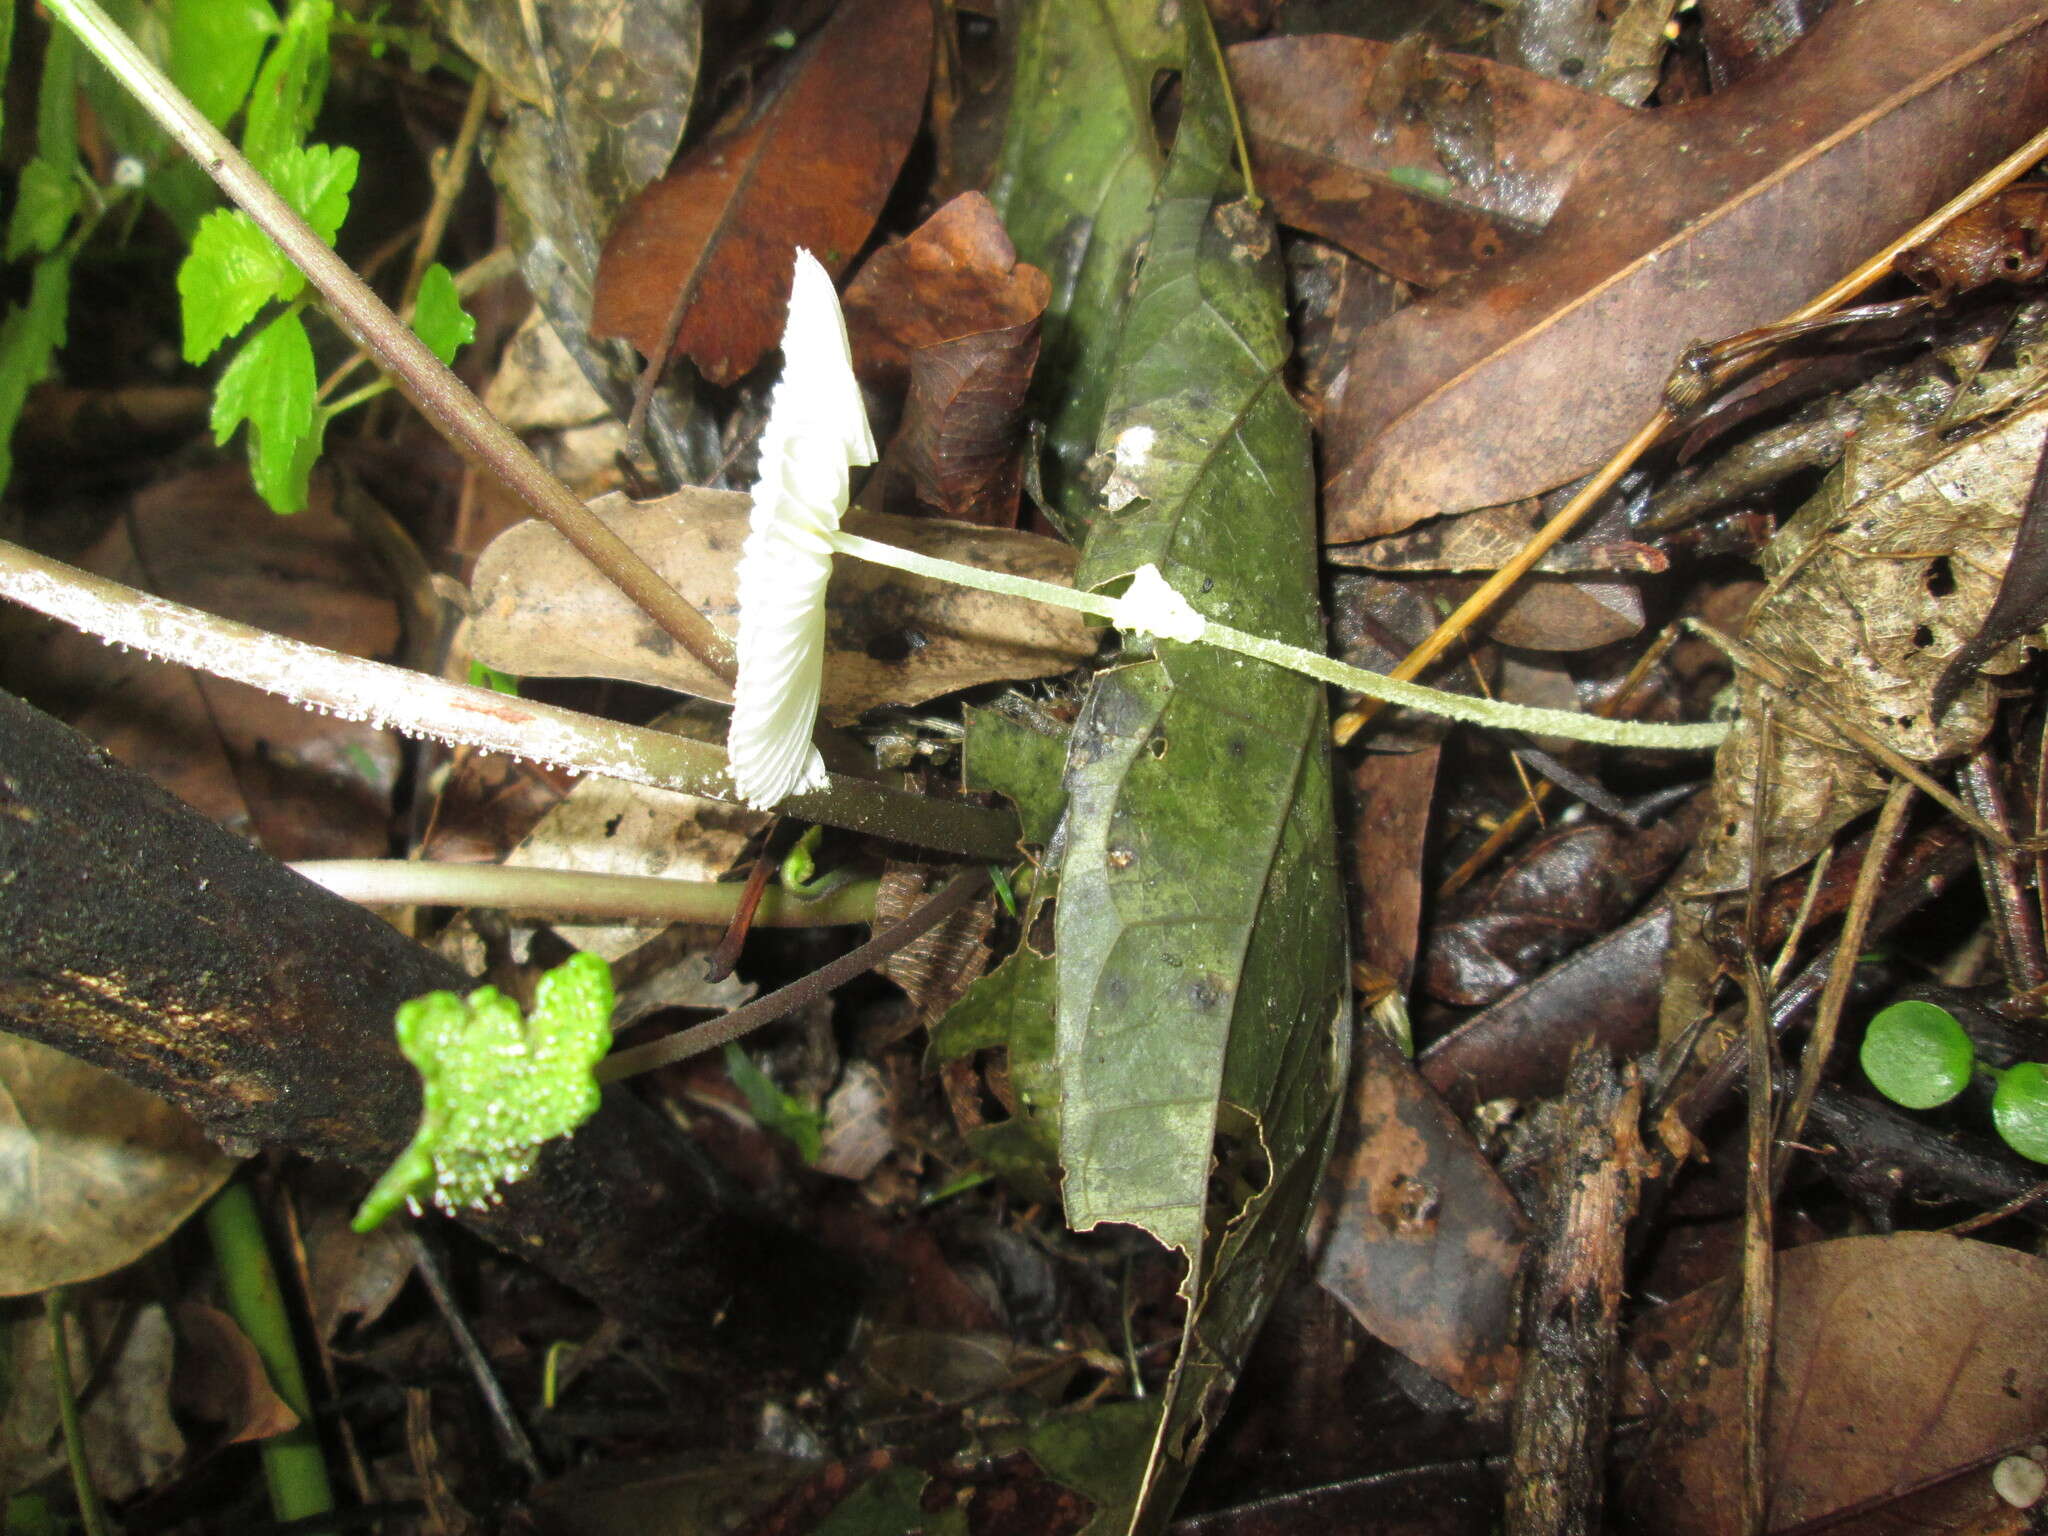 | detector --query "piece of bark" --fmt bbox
[0,690,853,1365]
[1501,1042,1654,1536]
